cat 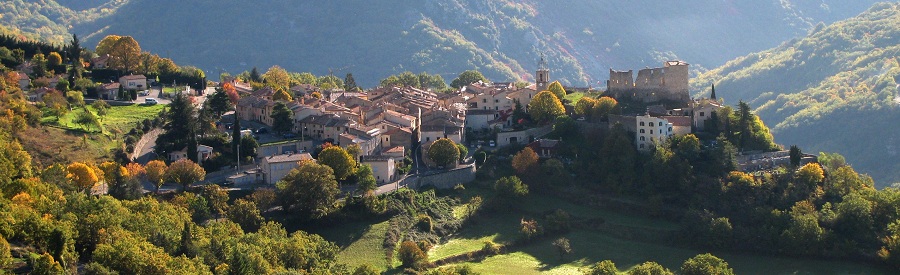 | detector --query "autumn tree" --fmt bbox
[67,162,99,193]
[398,240,427,269]
[228,199,264,232]
[552,237,572,259]
[31,53,48,77]
[276,161,340,218]
[511,147,539,175]
[547,81,566,101]
[43,91,68,119]
[427,138,460,168]
[200,184,229,218]
[145,160,167,193]
[96,35,142,73]
[317,146,357,181]
[270,102,293,135]
[628,261,674,275]
[47,52,62,67]
[528,91,565,123]
[165,159,206,191]
[263,66,291,91]
[450,70,487,88]
[592,96,618,121]
[574,97,597,118]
